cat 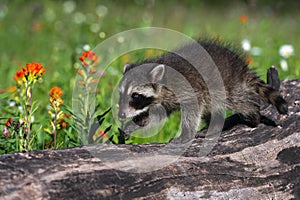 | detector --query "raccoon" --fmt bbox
[118,40,288,141]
